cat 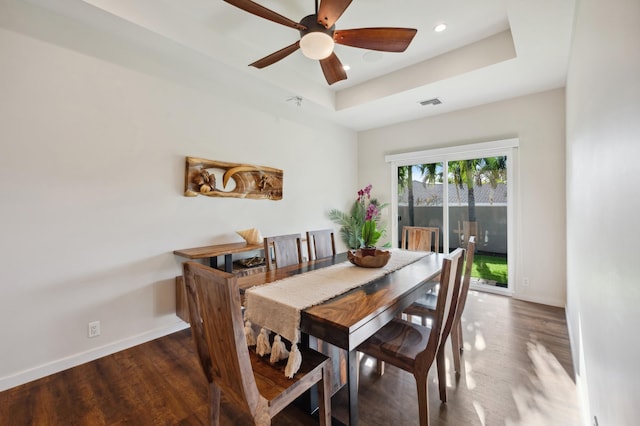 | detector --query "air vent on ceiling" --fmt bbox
[419,98,442,106]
